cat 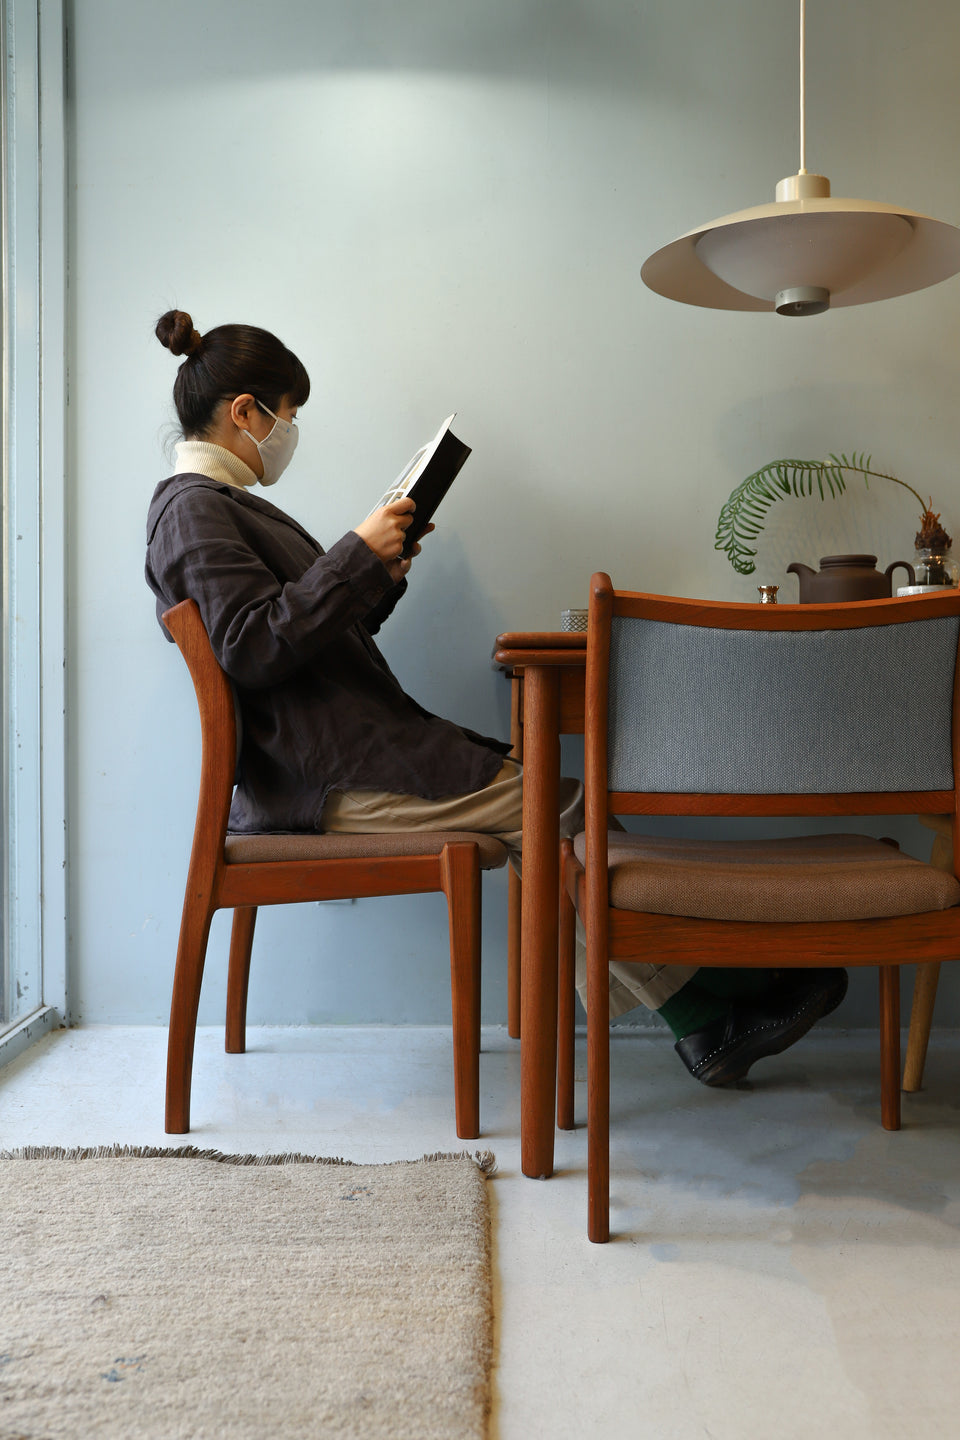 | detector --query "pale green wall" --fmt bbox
[68,0,960,1026]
